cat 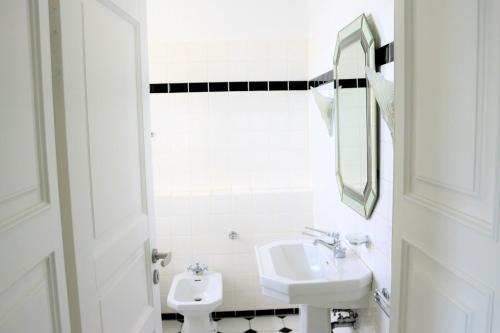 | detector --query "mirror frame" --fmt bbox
[333,14,378,218]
